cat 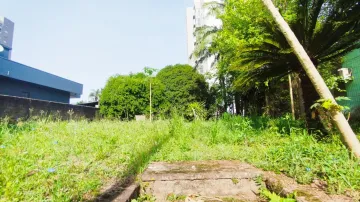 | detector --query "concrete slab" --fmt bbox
[141,161,262,202]
[142,160,263,181]
[139,161,355,202]
[147,179,259,201]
